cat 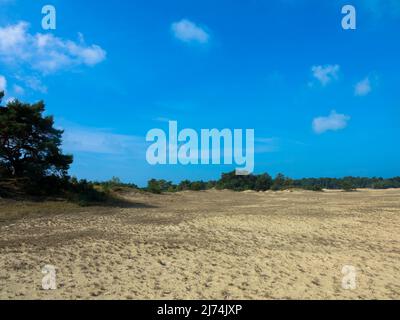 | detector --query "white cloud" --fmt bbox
[310,64,340,86]
[61,123,145,155]
[312,110,350,134]
[15,75,47,93]
[171,19,210,44]
[0,75,6,91]
[354,77,371,96]
[0,21,106,74]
